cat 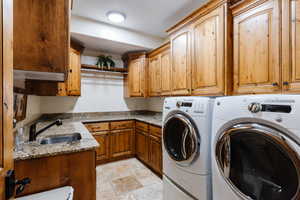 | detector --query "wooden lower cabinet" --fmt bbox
[85,120,162,176]
[149,135,162,175]
[136,130,149,163]
[110,129,135,159]
[15,151,96,200]
[136,123,162,176]
[93,132,110,162]
[84,121,135,164]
